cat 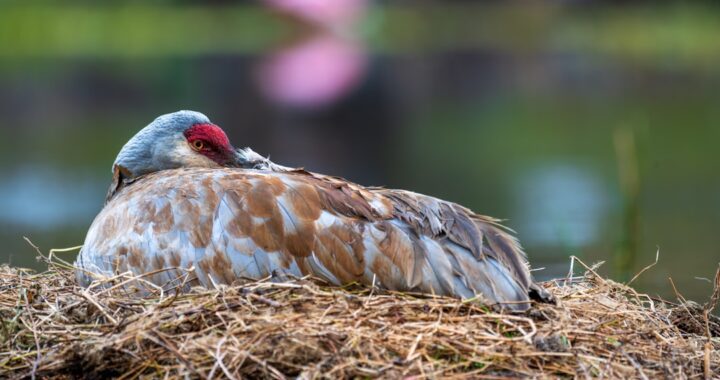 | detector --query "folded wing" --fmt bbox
[76,167,545,310]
